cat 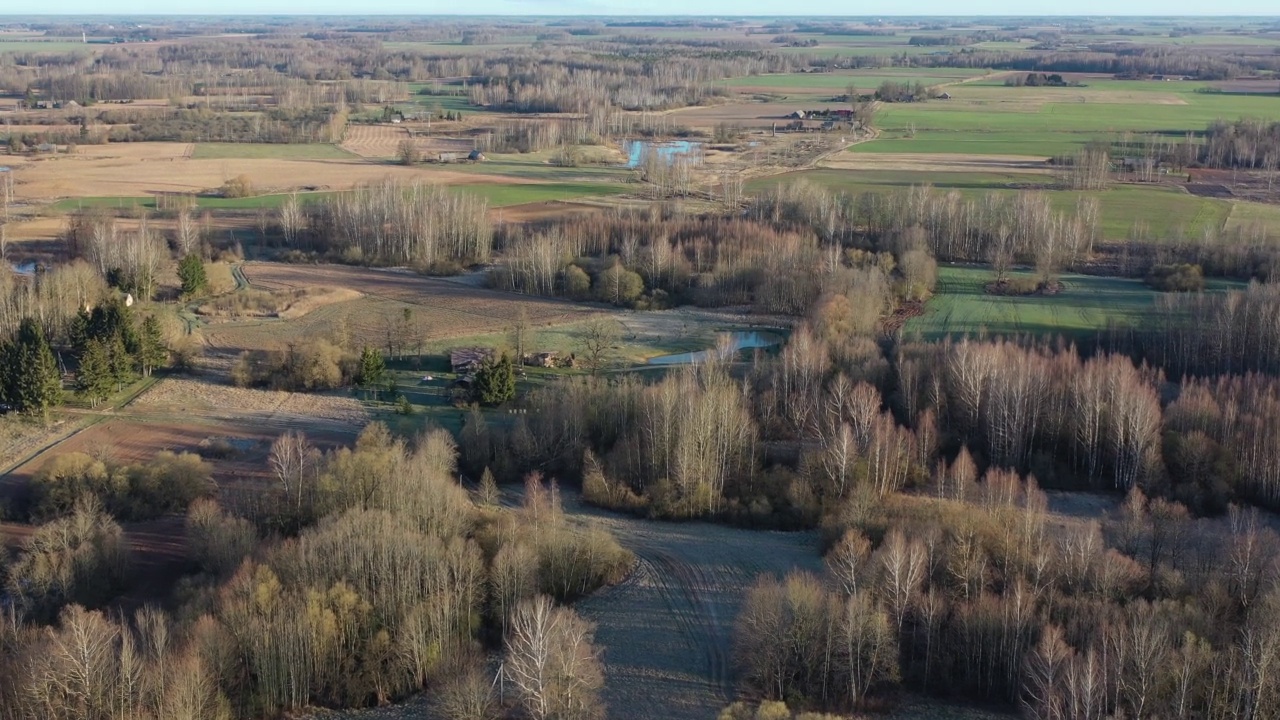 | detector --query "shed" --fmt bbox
[468,149,486,162]
[450,347,494,374]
